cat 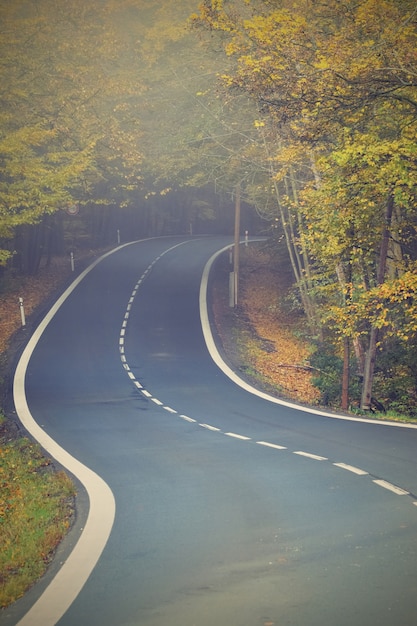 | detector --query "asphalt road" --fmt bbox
[5,236,417,626]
